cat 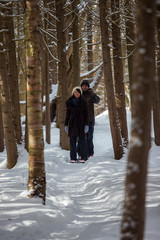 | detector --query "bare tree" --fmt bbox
[72,0,80,87]
[0,2,18,169]
[99,0,123,160]
[153,4,160,146]
[120,1,156,239]
[87,3,94,81]
[55,0,69,149]
[25,0,46,203]
[124,0,136,113]
[6,2,22,144]
[111,0,128,146]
